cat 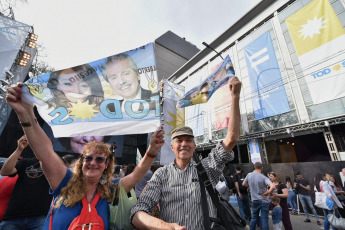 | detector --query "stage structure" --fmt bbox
[0,15,38,135]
